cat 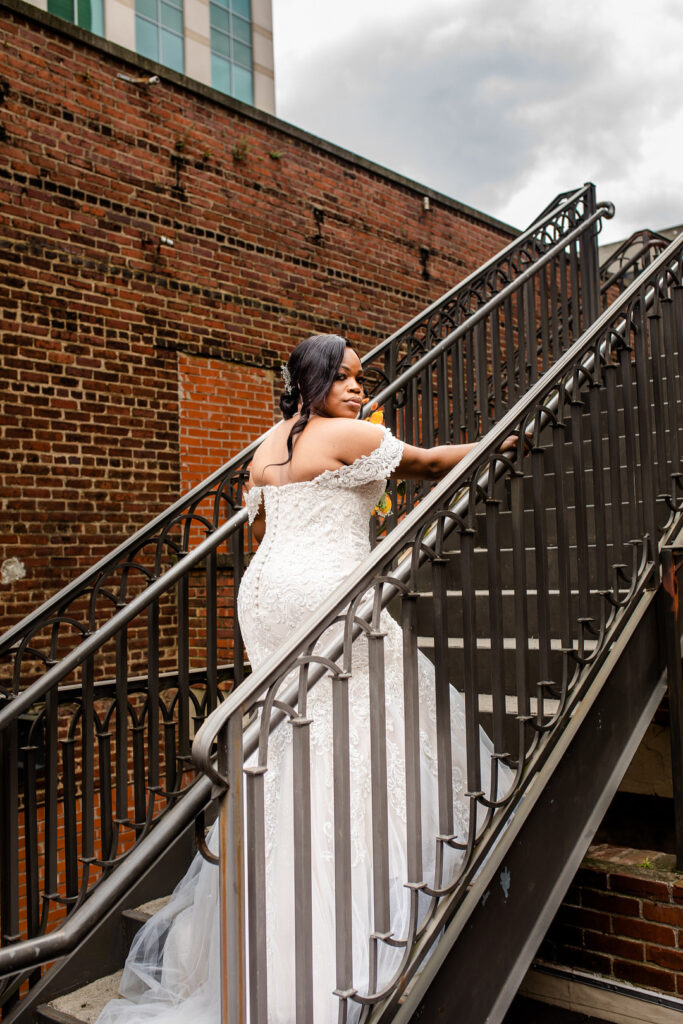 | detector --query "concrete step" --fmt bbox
[37,973,123,1024]
[37,898,171,1024]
